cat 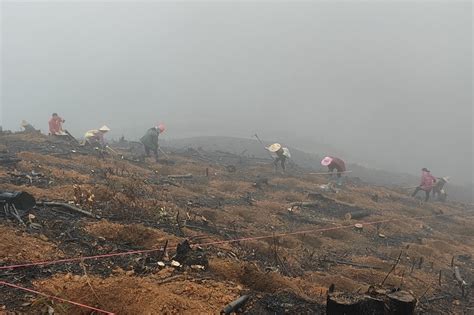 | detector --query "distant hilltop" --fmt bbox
[162,136,473,204]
